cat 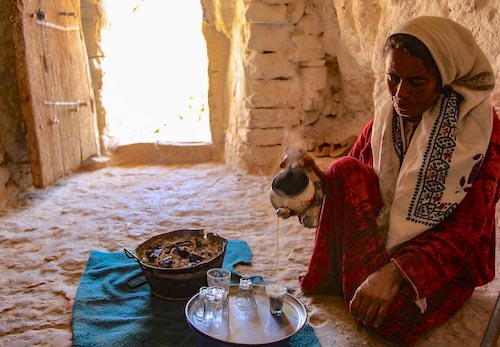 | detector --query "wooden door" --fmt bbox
[12,0,99,188]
